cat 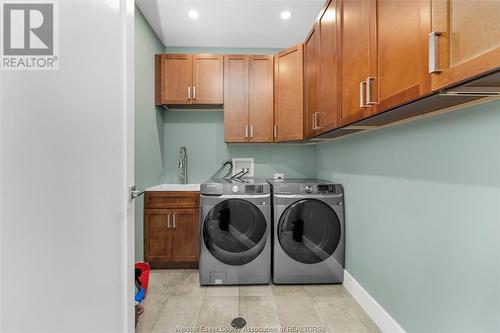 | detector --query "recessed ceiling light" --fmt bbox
[188,10,199,20]
[280,10,291,20]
